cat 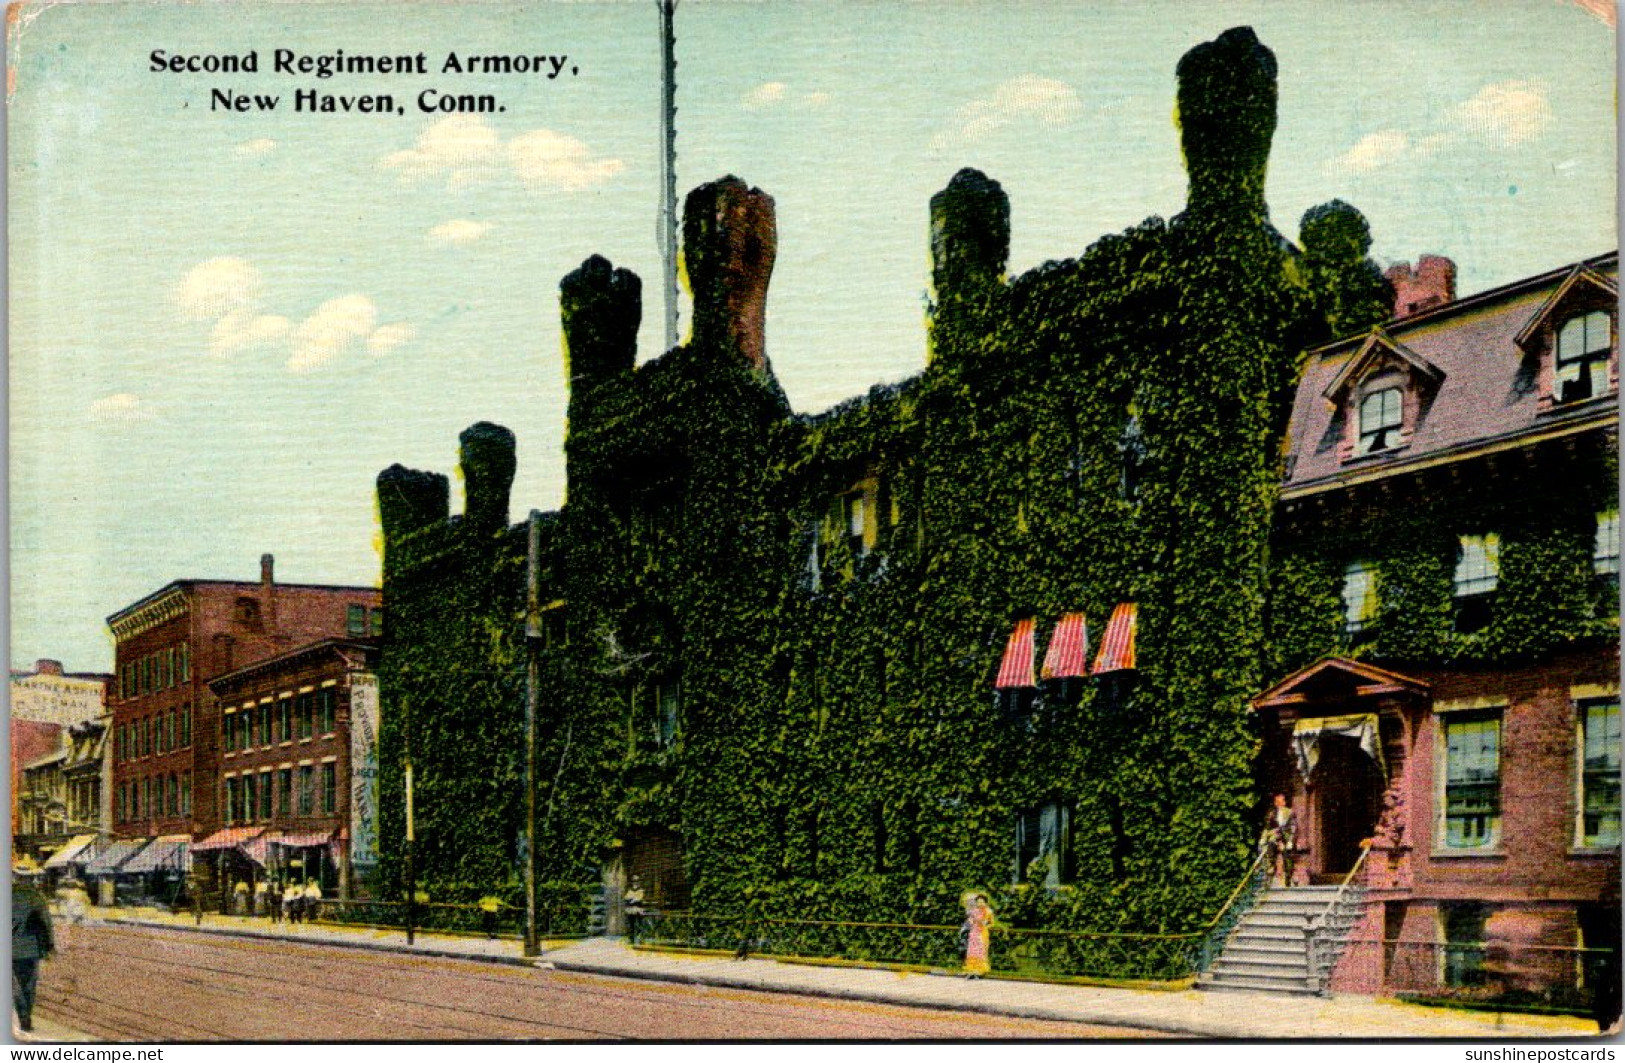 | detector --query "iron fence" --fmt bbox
[1336,937,1617,1018]
[316,889,593,939]
[629,911,1203,983]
